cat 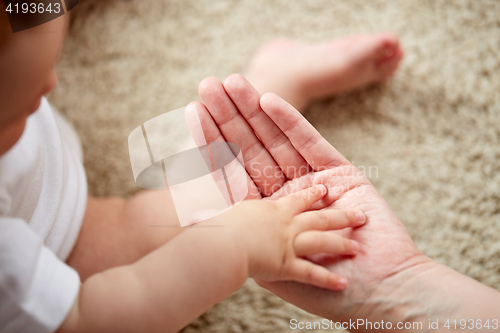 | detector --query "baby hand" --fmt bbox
[221,184,366,291]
